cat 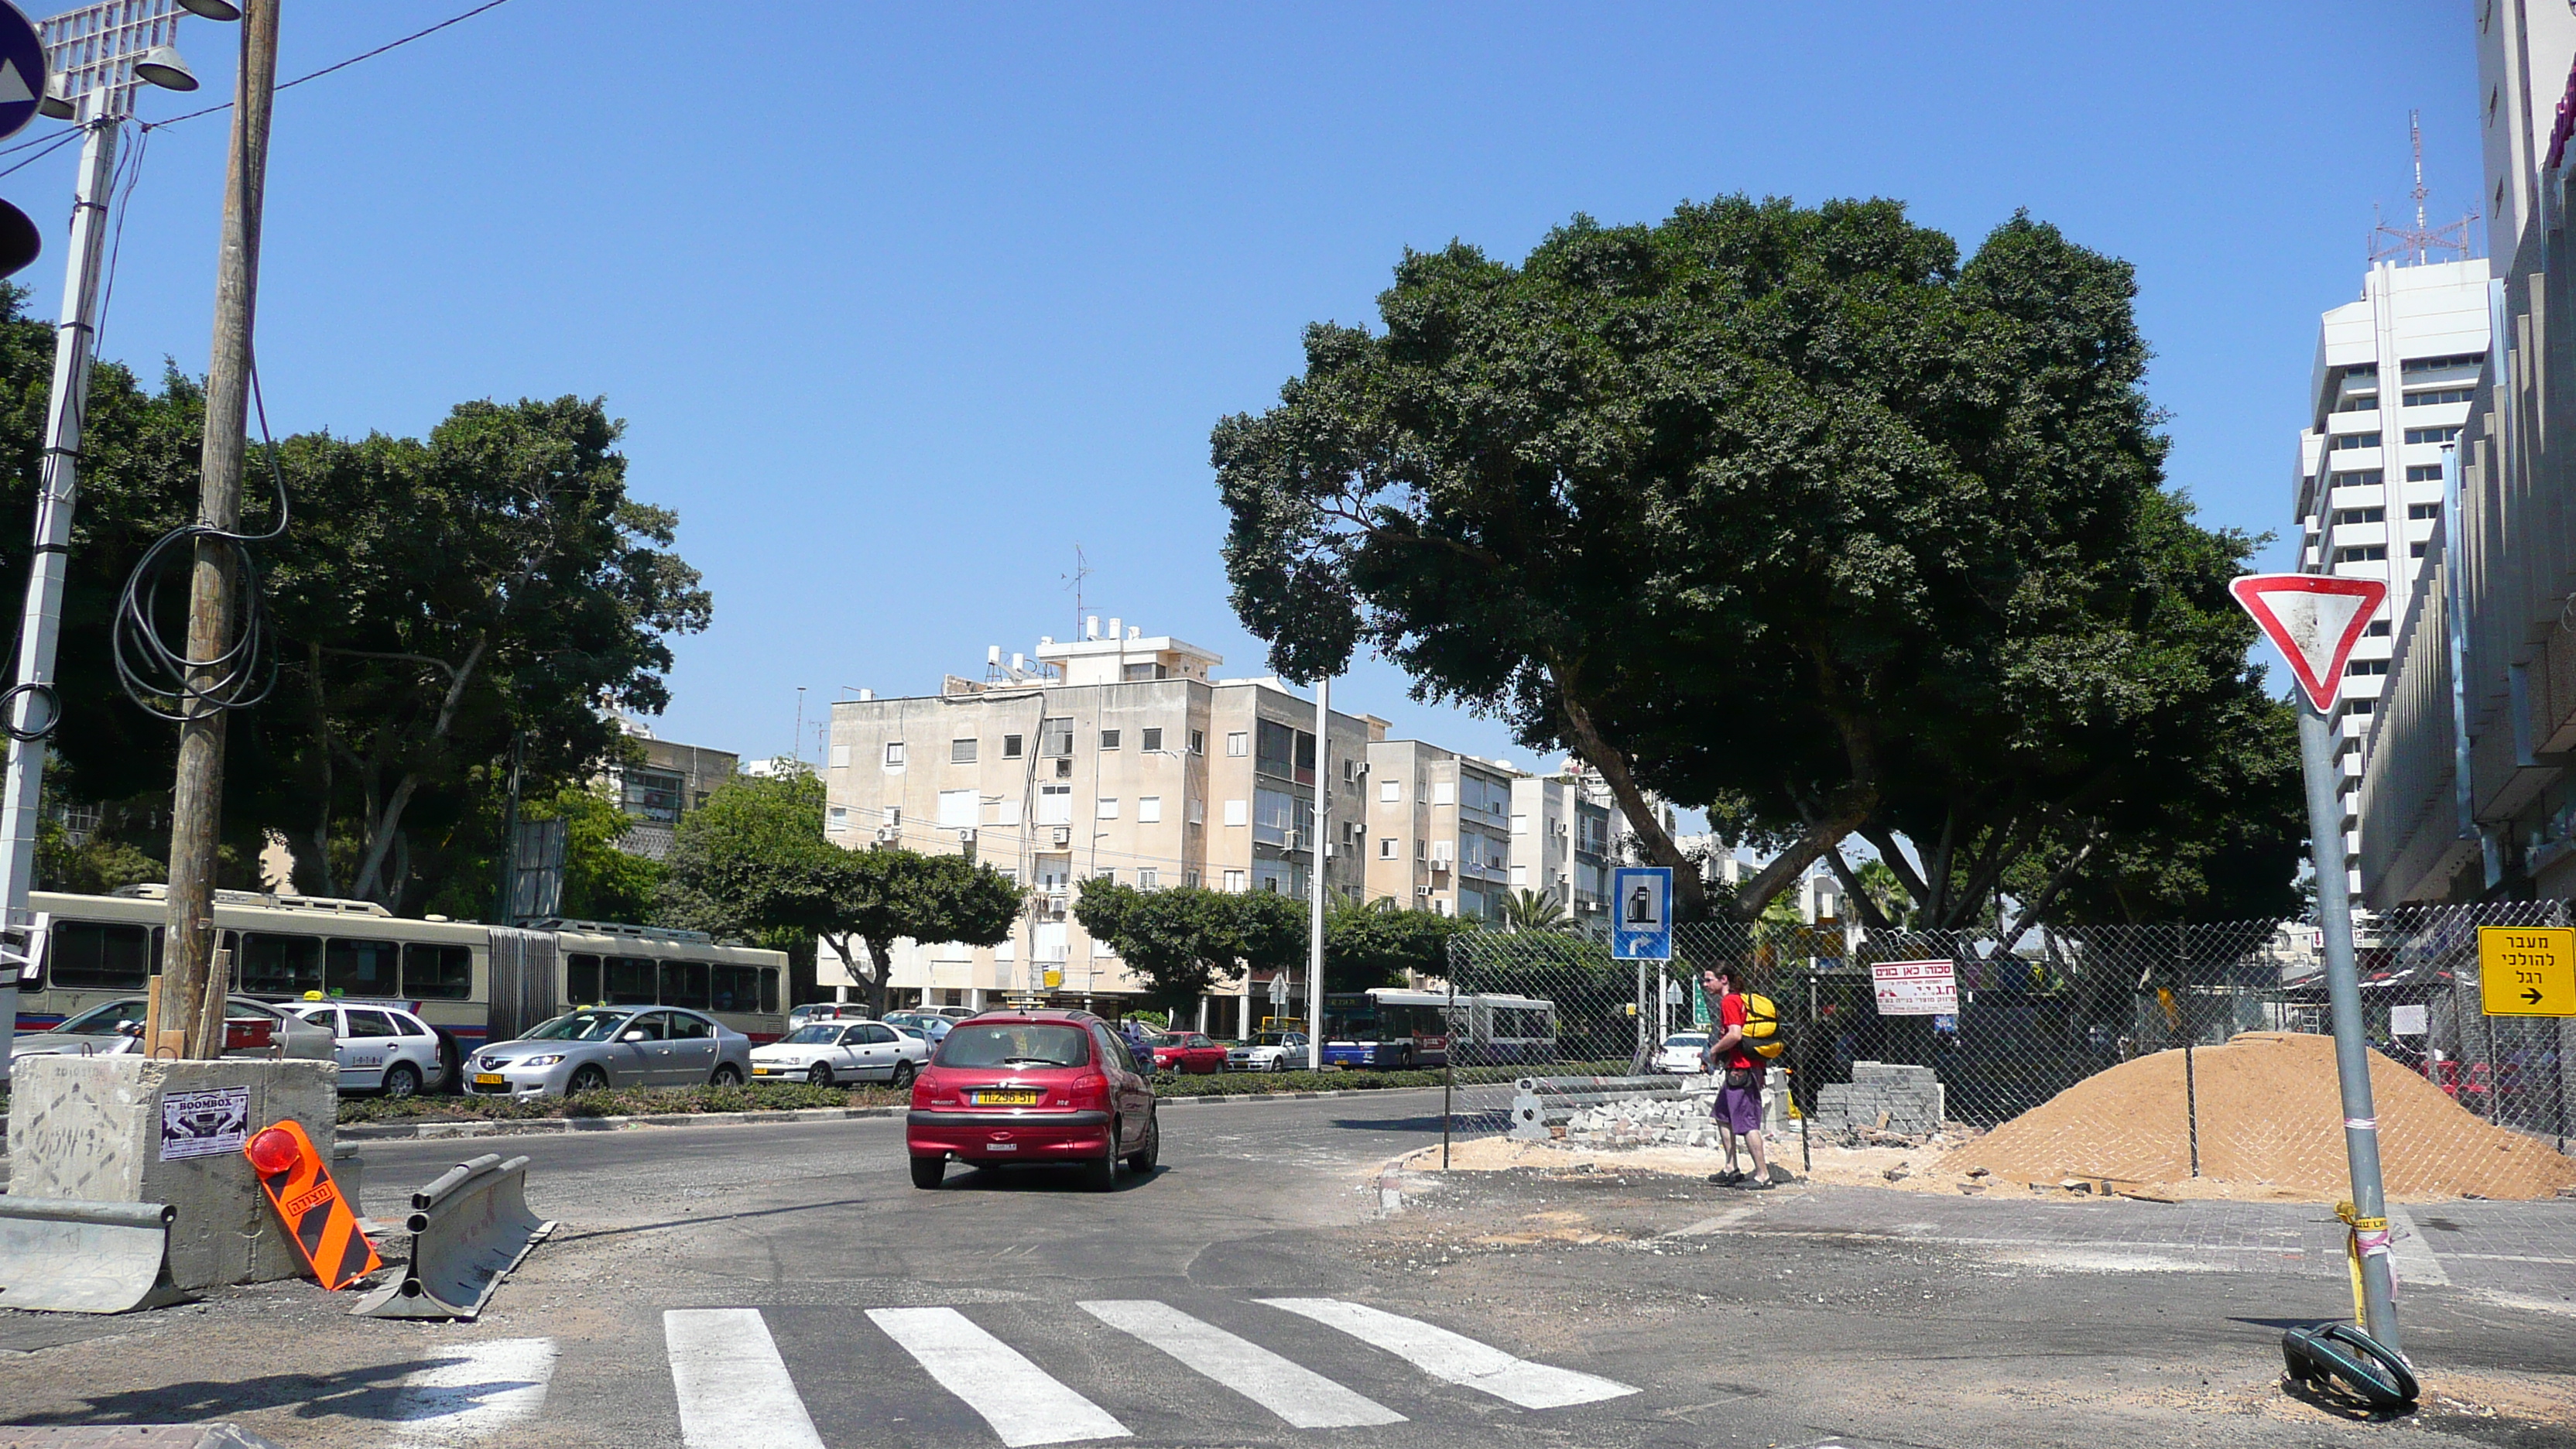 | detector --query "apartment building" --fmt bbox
[2292,256,2489,892]
[1358,740,1523,922]
[1507,773,1613,923]
[817,621,1376,1026]
[605,722,741,861]
[2358,13,2576,906]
